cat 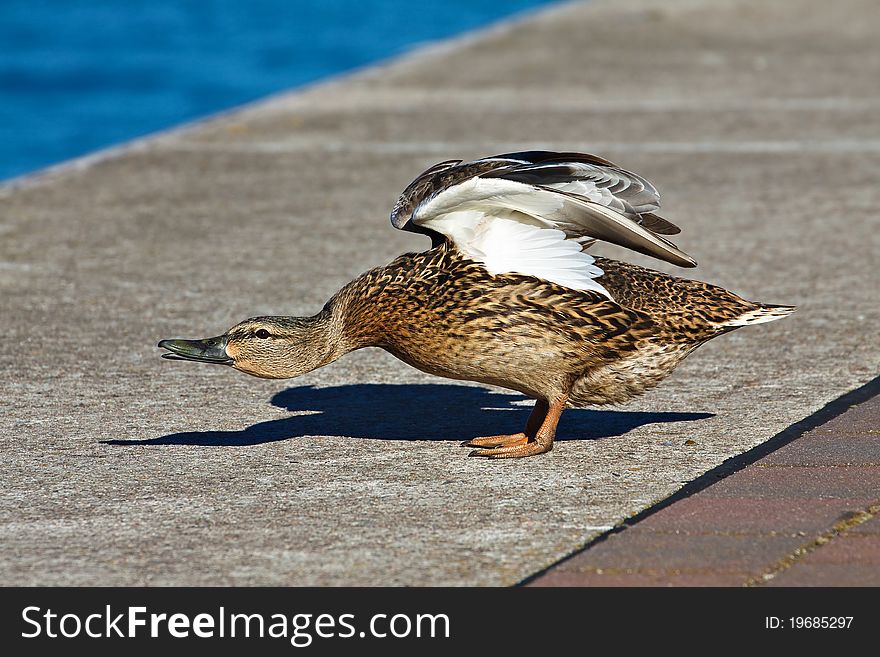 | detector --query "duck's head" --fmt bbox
[159,315,333,379]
